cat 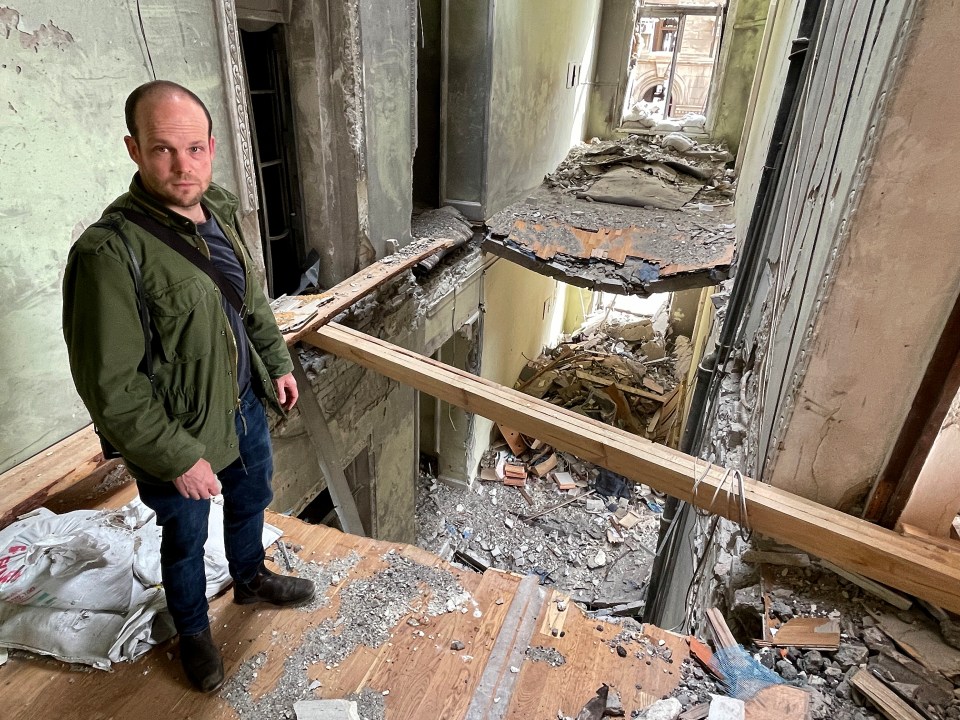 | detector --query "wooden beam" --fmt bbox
[305,323,960,613]
[0,425,120,528]
[896,410,960,537]
[849,669,924,720]
[282,237,453,346]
